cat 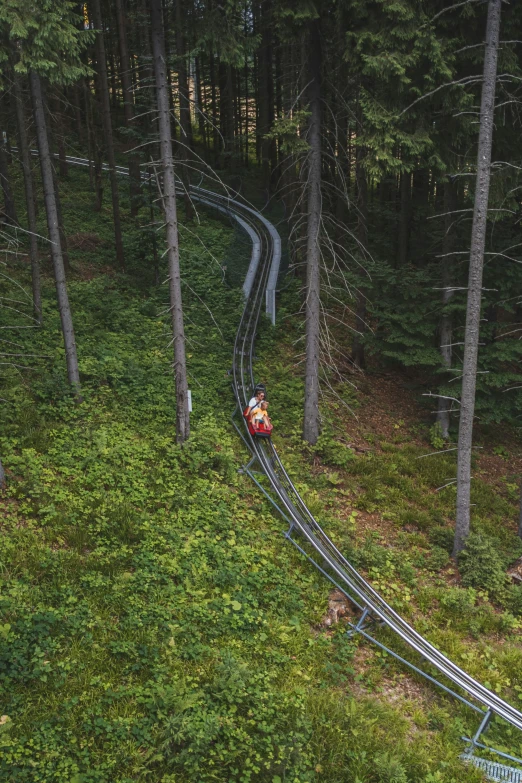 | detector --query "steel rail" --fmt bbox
[25,151,522,745]
[219,194,522,738]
